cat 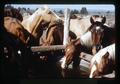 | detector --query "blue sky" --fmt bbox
[9,4,115,11]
